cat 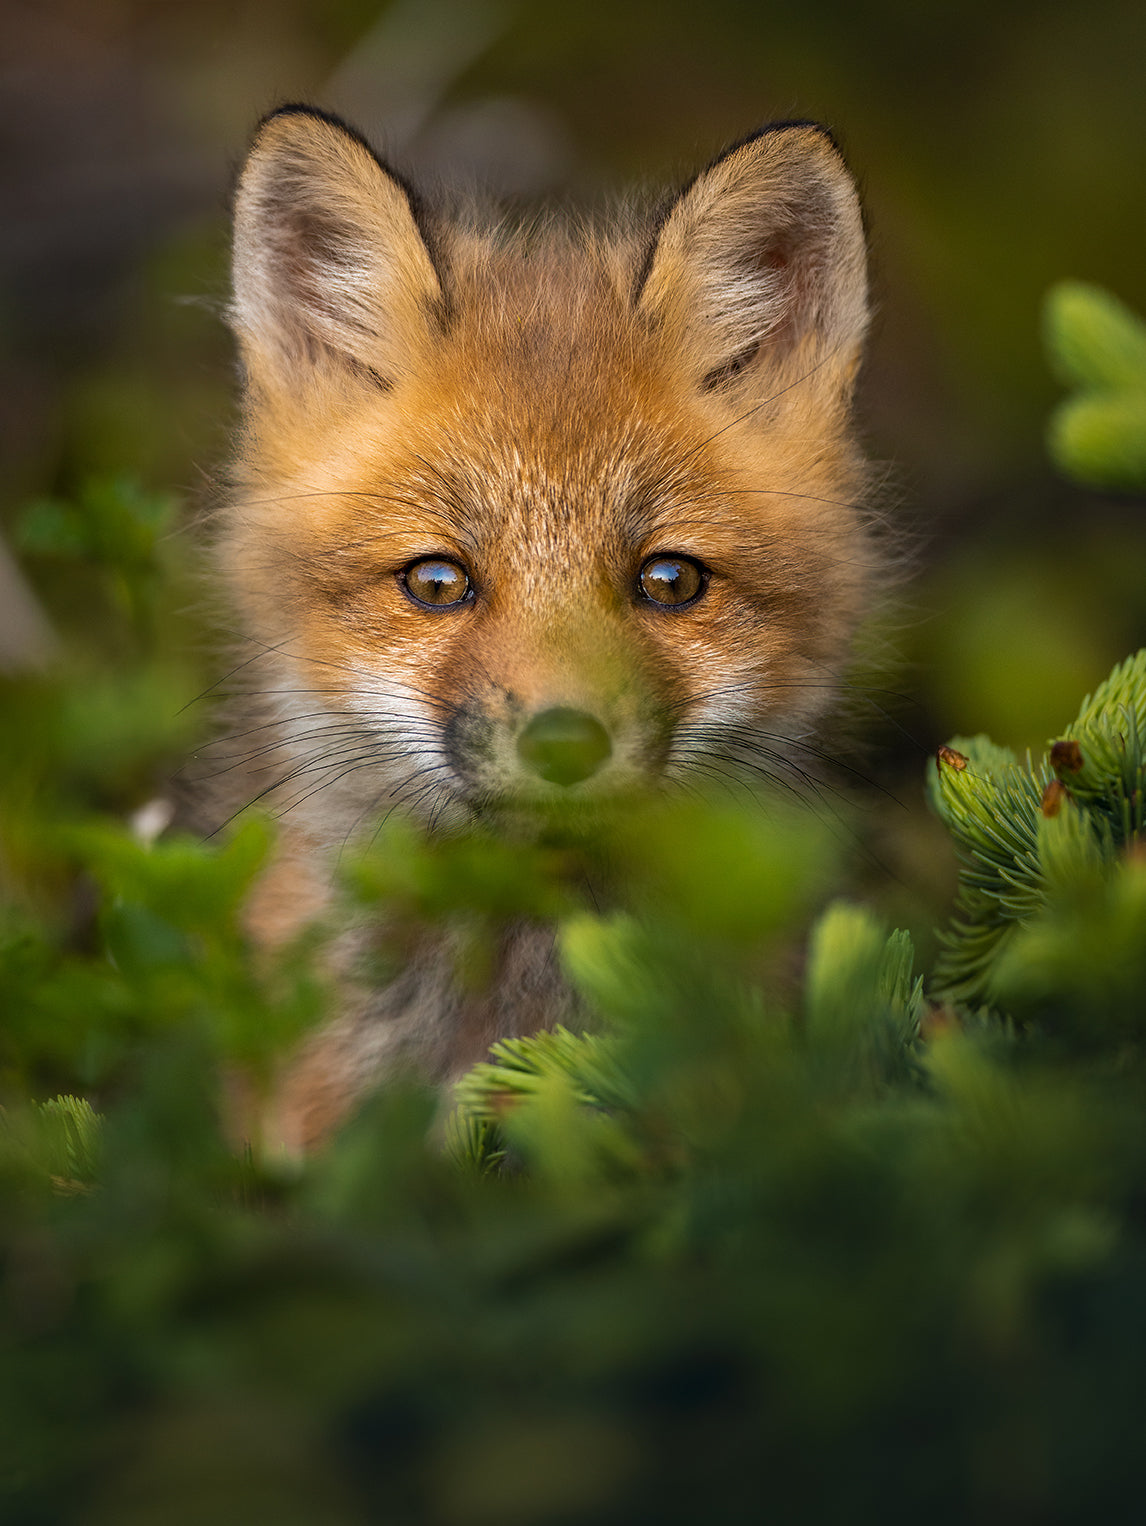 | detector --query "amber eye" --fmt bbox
[638,555,705,608]
[402,558,472,609]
